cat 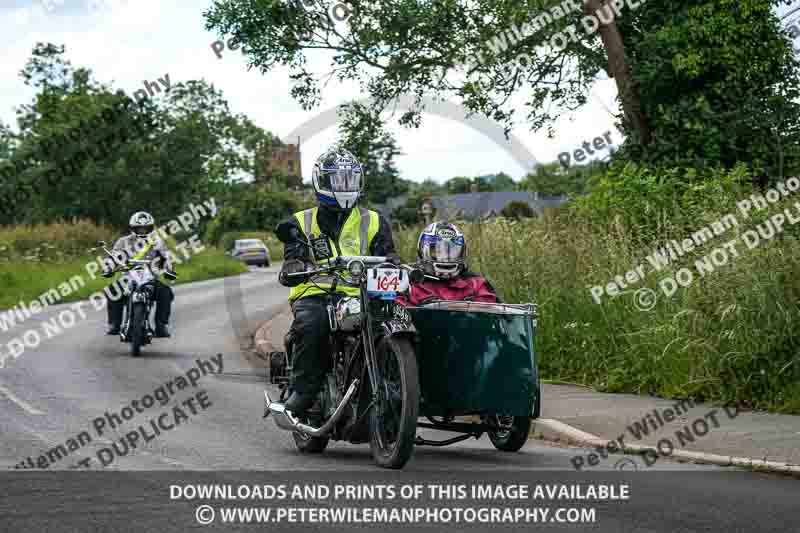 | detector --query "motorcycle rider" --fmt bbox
[395,221,498,306]
[277,146,399,418]
[103,211,176,338]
